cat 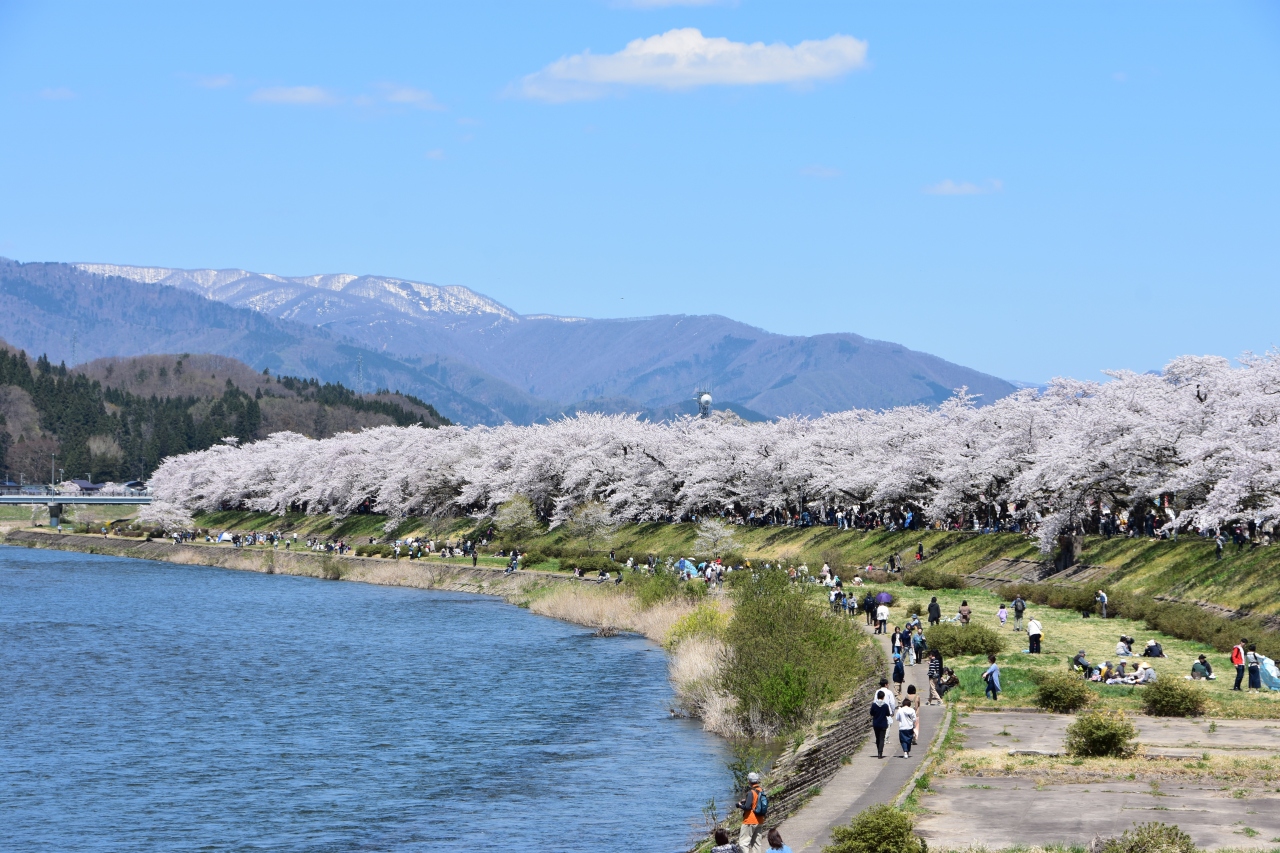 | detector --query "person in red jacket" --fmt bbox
[1232,638,1249,691]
